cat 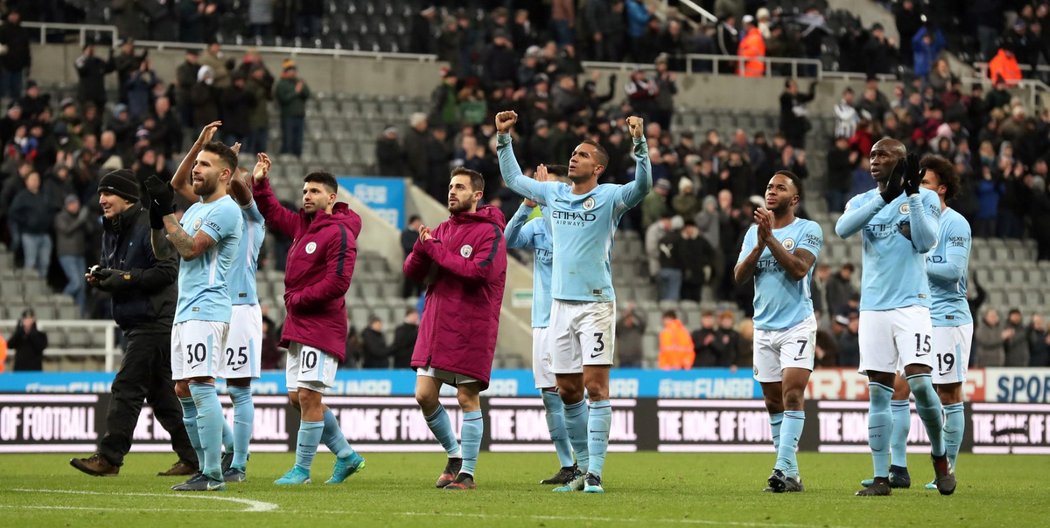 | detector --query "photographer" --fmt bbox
[70,170,198,478]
